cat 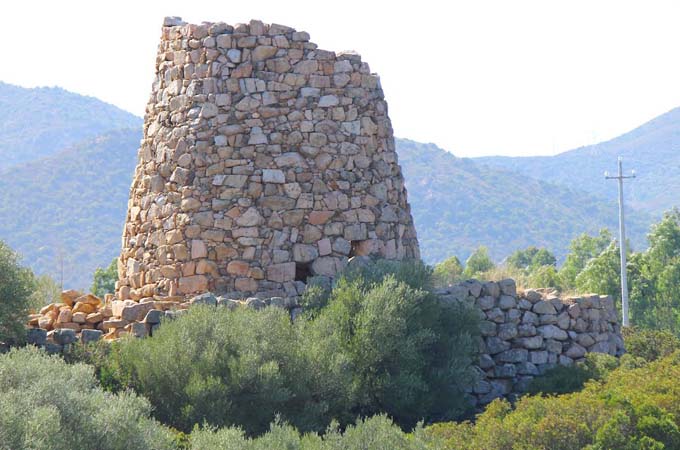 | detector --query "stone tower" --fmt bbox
[117,17,420,301]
